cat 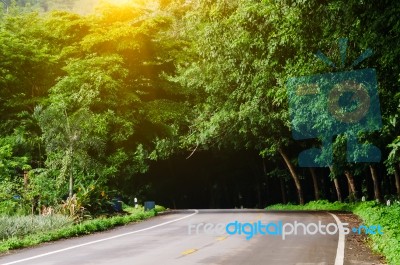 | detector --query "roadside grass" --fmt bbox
[0,204,166,253]
[266,200,400,265]
[0,215,73,241]
[265,200,354,211]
